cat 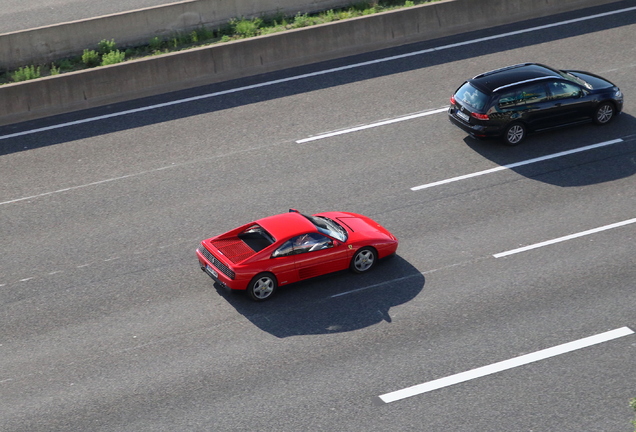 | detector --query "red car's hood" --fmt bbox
[330,213,396,241]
